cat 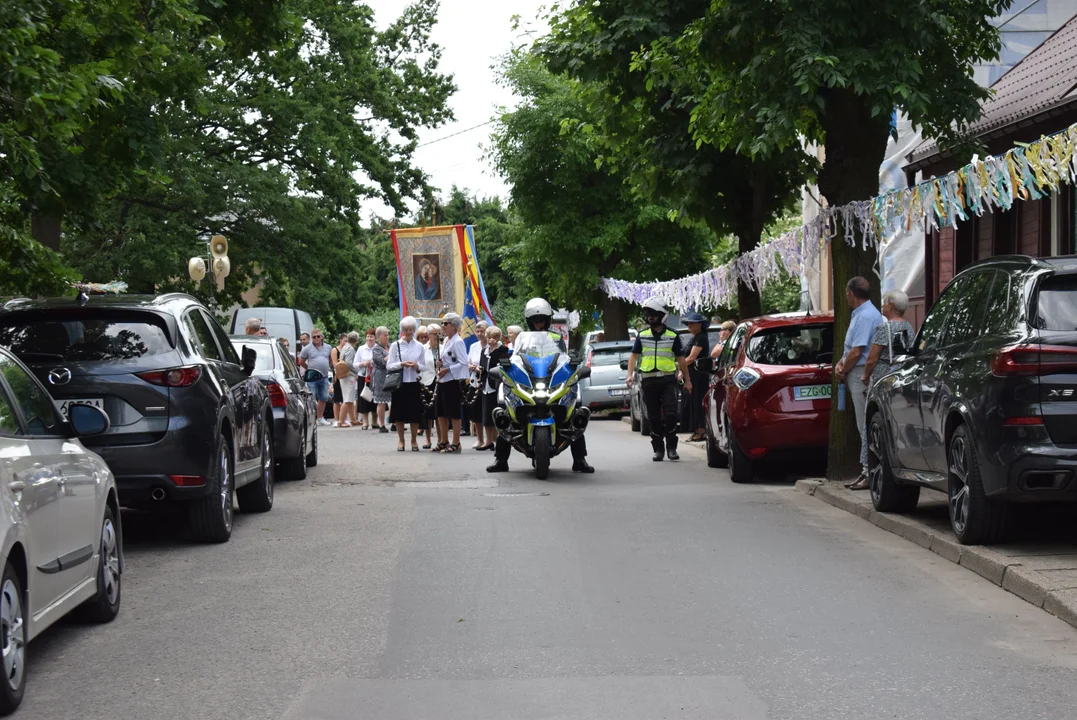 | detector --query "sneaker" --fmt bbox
[331,421,340,428]
[317,418,330,426]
